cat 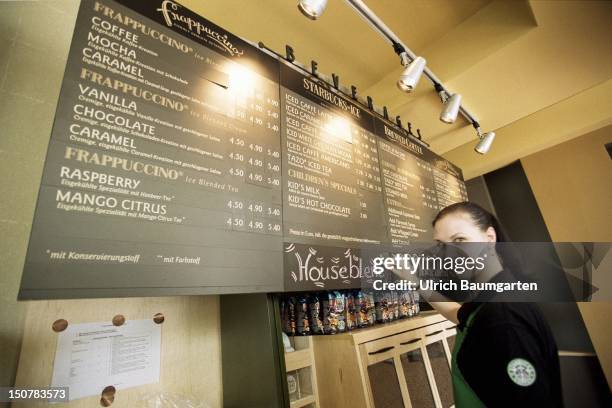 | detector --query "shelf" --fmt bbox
[285,336,318,407]
[285,348,312,372]
[339,312,447,345]
[290,394,316,408]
